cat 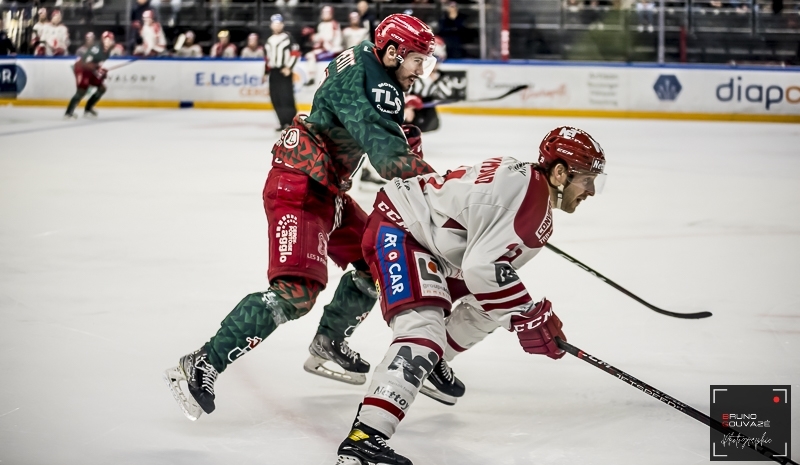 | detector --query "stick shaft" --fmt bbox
[556,338,796,464]
[545,243,712,319]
